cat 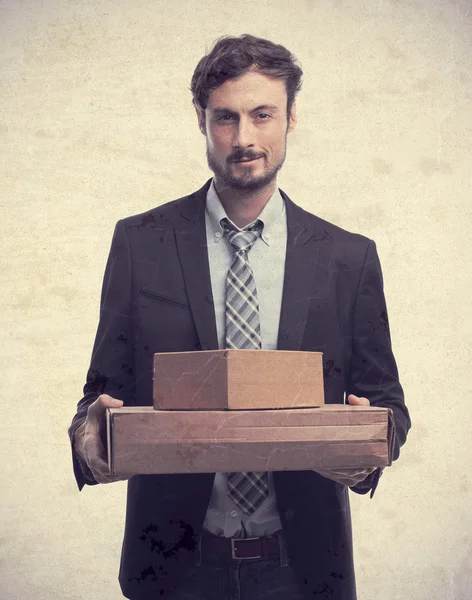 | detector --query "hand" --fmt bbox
[315,466,377,487]
[314,394,376,486]
[74,394,131,484]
